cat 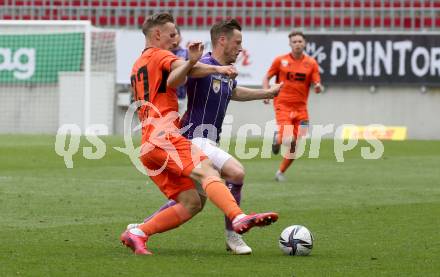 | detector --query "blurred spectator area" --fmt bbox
[1,0,440,30]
